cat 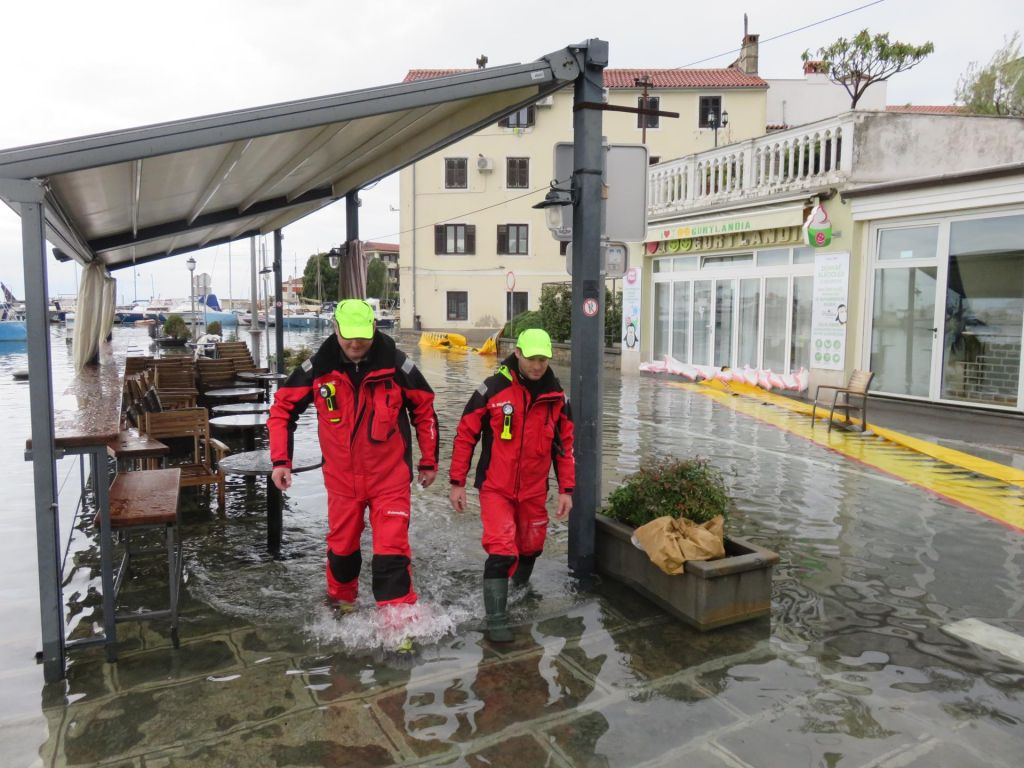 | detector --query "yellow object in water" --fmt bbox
[418,331,469,350]
[475,337,498,356]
